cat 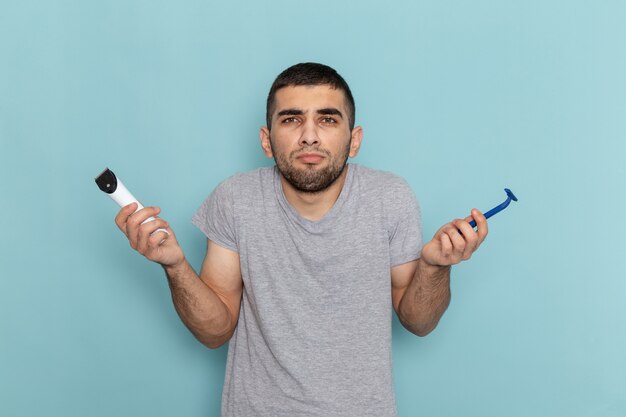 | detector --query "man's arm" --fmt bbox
[164,241,242,349]
[391,209,488,336]
[391,260,451,336]
[116,203,243,349]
